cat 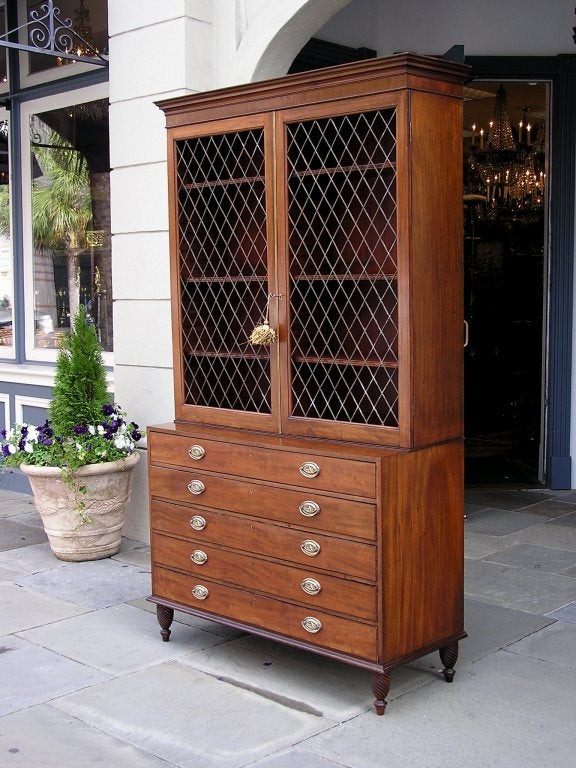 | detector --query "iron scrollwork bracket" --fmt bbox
[0,0,108,67]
